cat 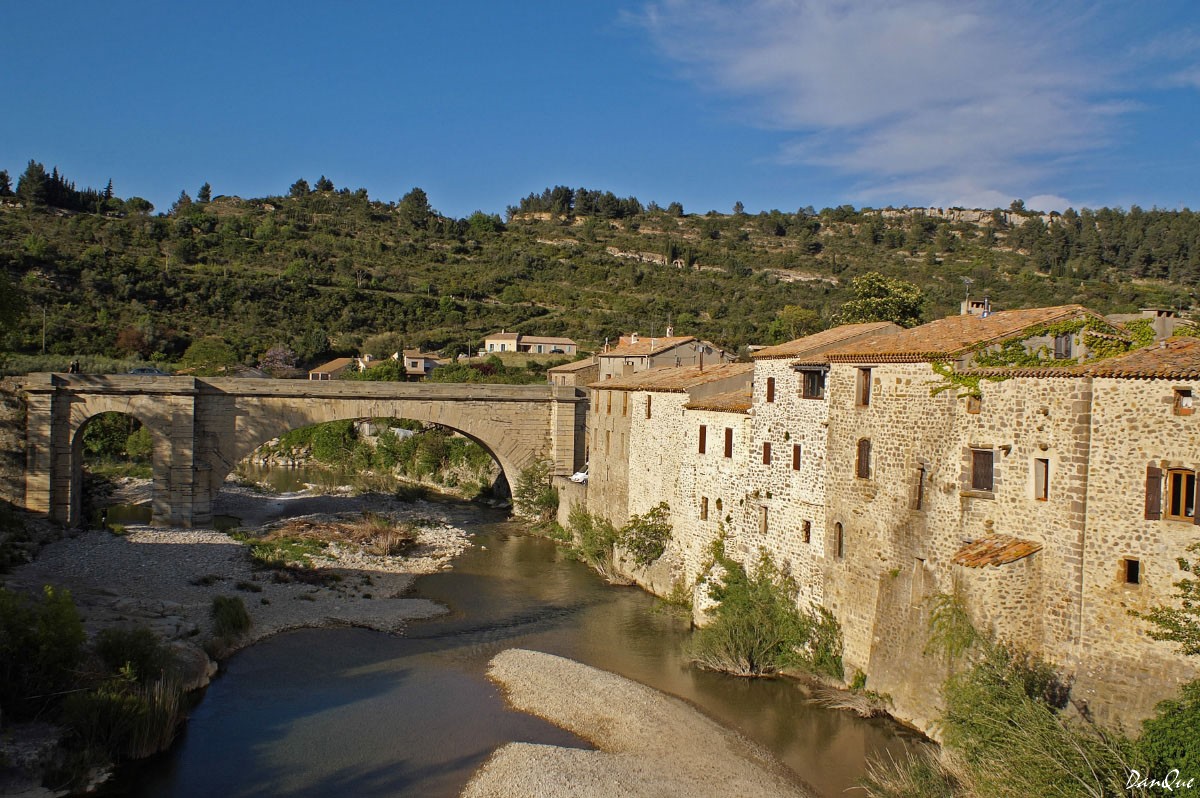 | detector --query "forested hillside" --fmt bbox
[0,160,1196,372]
